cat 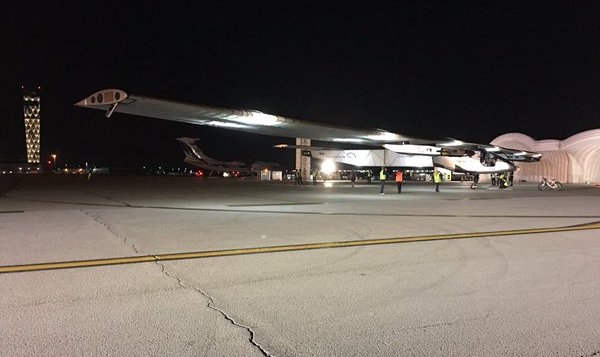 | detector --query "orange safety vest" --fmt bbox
[395,171,403,182]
